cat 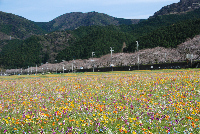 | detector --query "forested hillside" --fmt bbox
[128,18,200,51]
[0,11,46,39]
[35,12,143,32]
[1,2,200,69]
[151,0,200,17]
[55,26,133,62]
